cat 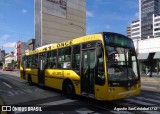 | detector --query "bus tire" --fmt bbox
[28,75,33,86]
[63,80,75,99]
